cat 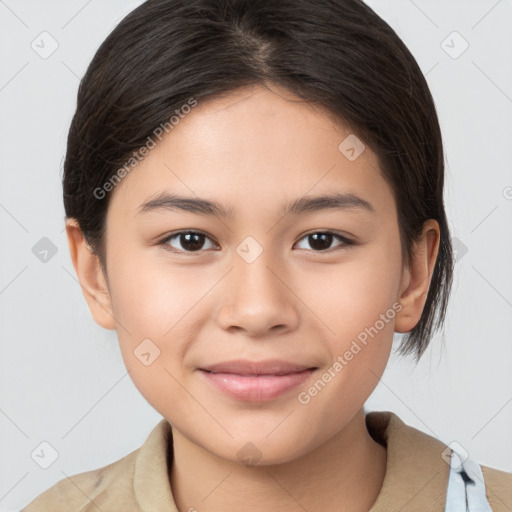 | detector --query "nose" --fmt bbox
[215,246,300,337]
